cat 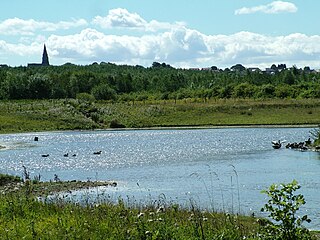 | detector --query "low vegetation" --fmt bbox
[0,98,319,133]
[0,173,21,186]
[0,173,318,239]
